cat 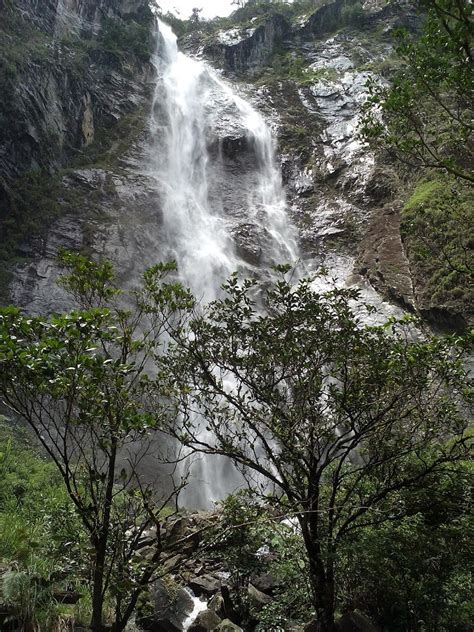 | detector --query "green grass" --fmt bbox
[401,175,474,325]
[0,418,88,627]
